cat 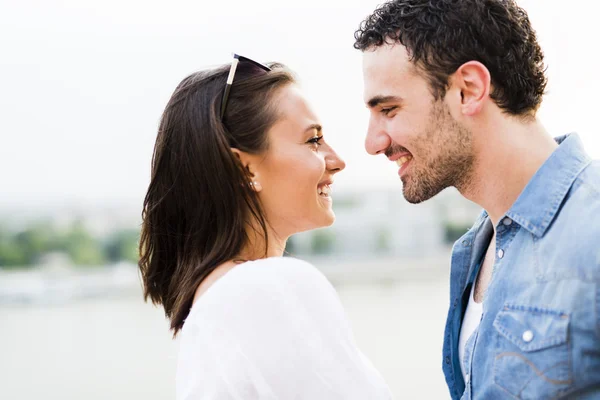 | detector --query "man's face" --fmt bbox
[362,44,475,203]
